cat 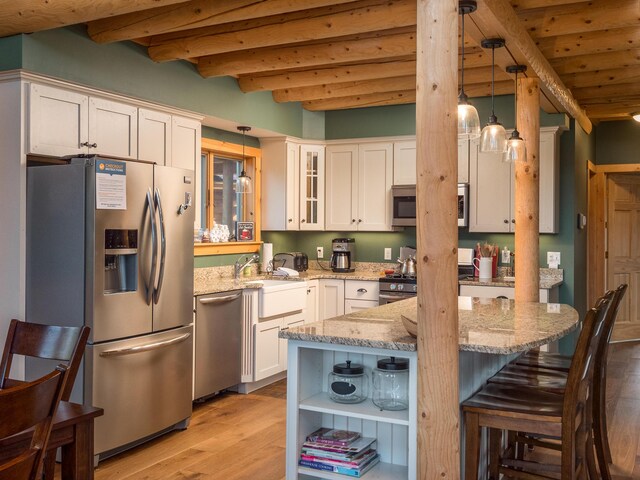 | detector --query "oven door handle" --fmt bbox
[379,293,414,300]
